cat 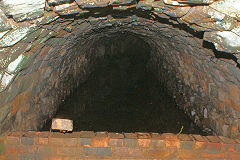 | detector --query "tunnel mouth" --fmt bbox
[40,32,211,136]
